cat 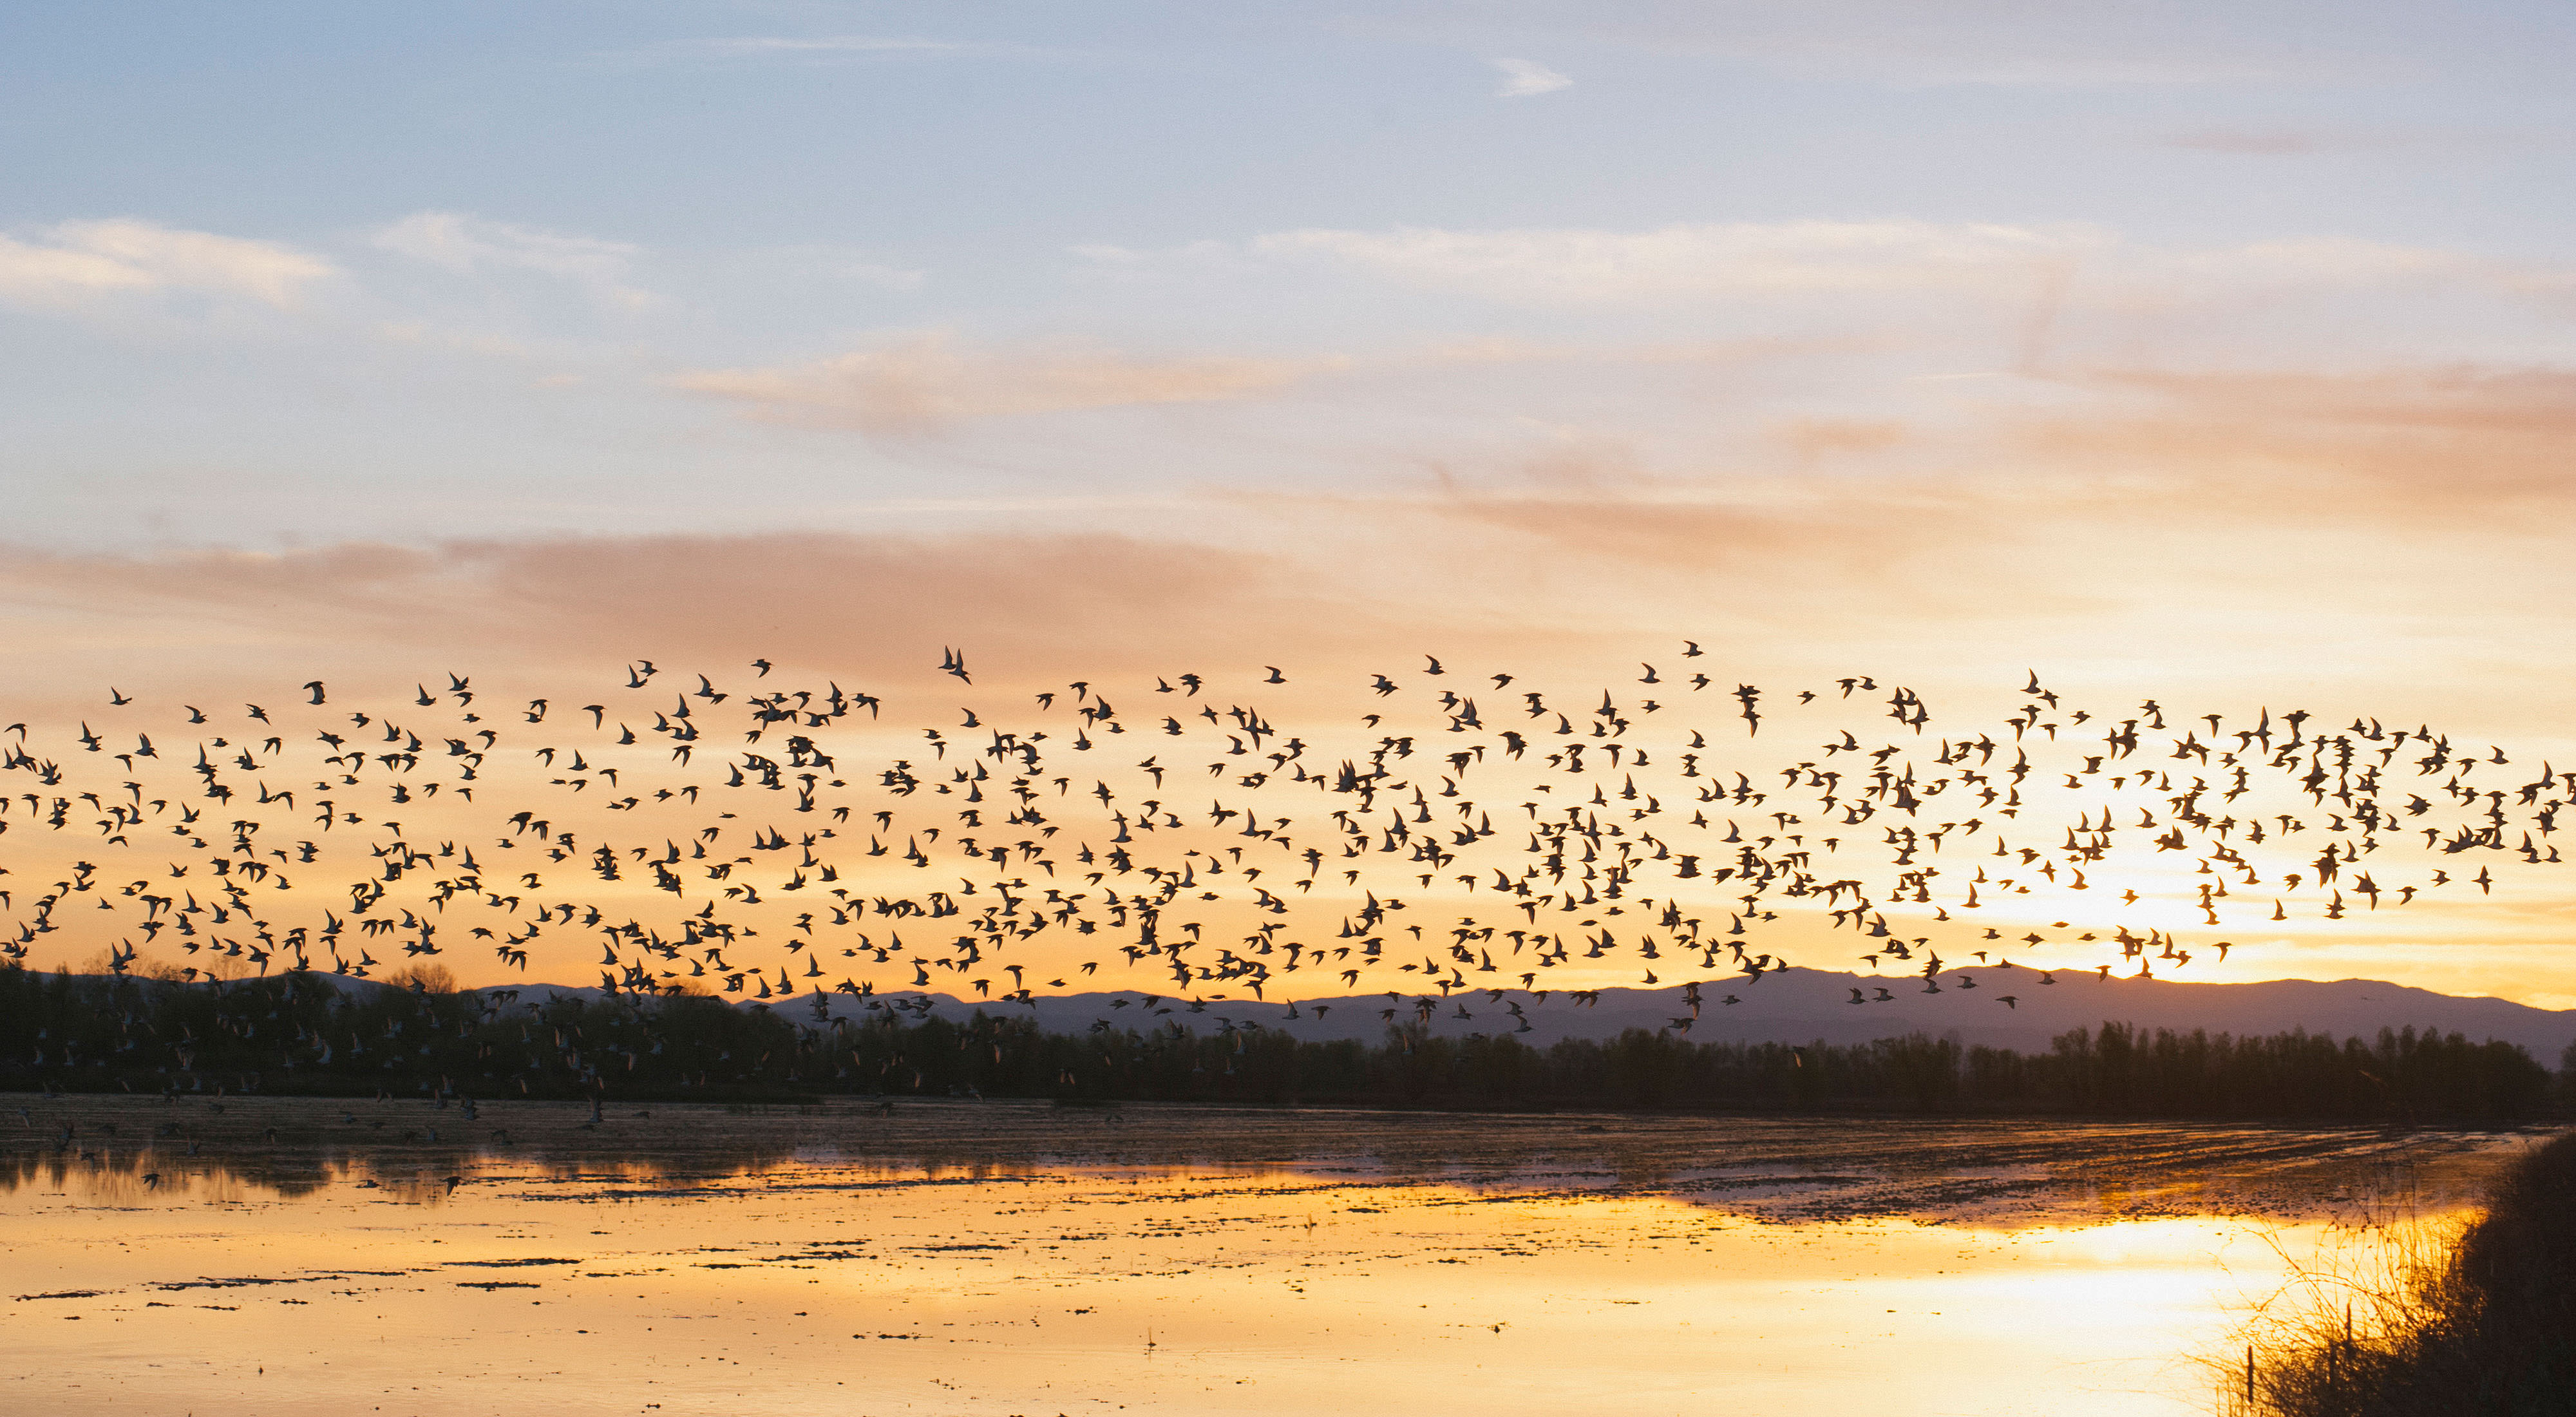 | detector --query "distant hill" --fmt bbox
[436,967,2576,1058]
